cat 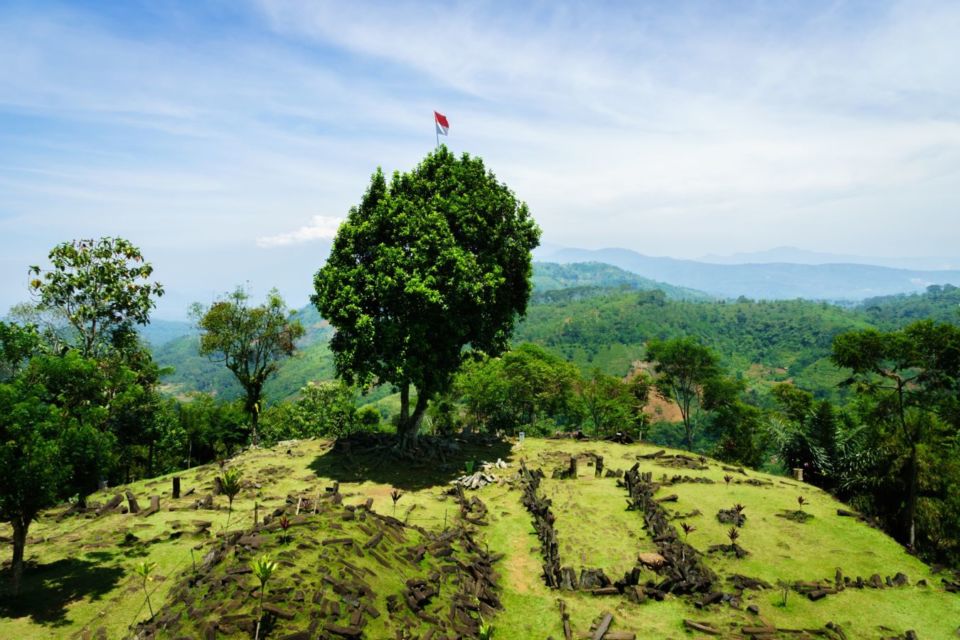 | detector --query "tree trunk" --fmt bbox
[244,381,264,448]
[10,518,28,596]
[397,387,428,450]
[399,383,410,426]
[682,414,694,451]
[251,408,260,448]
[906,444,918,549]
